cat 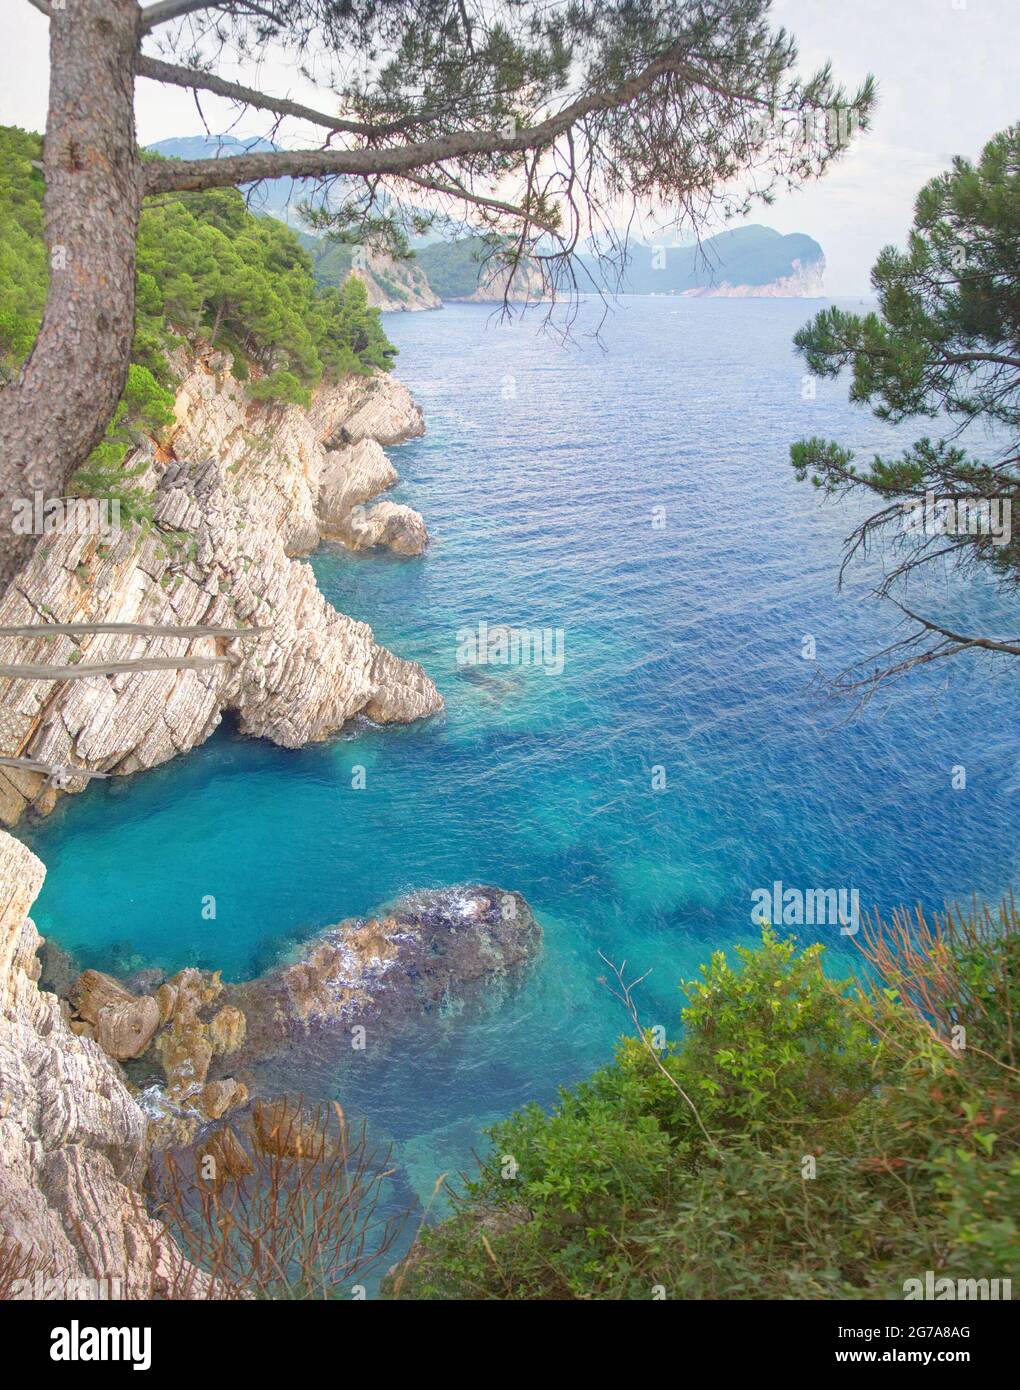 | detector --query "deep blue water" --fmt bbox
[18,297,1020,1217]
